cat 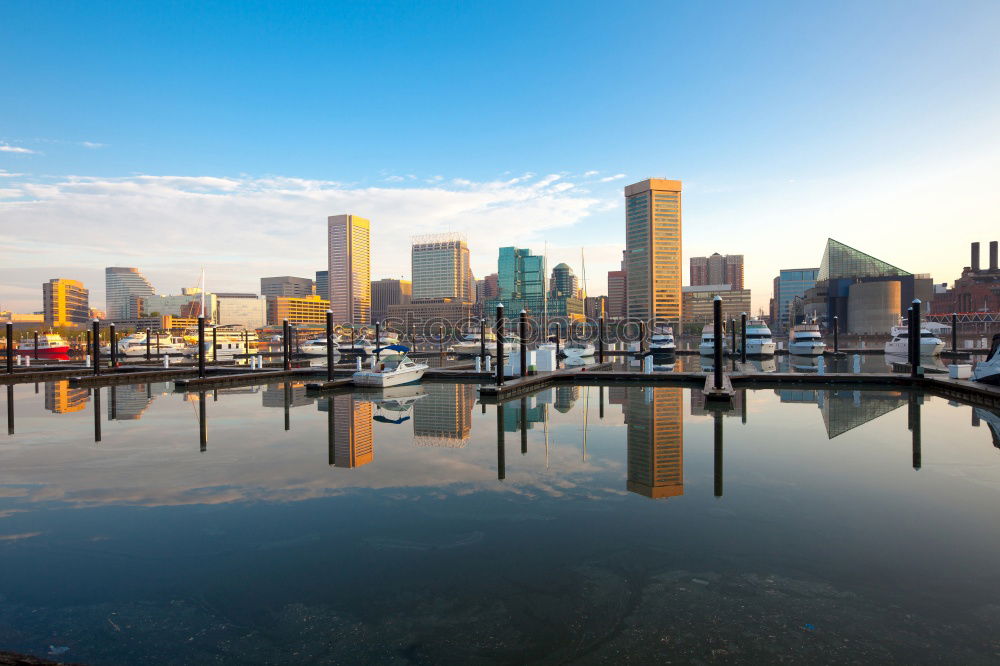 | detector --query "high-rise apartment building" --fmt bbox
[43,279,89,327]
[690,253,744,289]
[328,214,371,325]
[482,273,499,301]
[549,263,578,299]
[260,276,314,299]
[626,386,684,499]
[411,233,471,302]
[315,270,329,300]
[371,278,412,324]
[105,267,155,320]
[607,270,627,319]
[624,178,682,321]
